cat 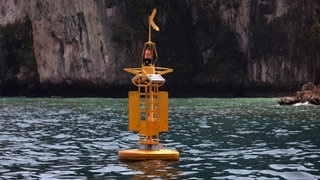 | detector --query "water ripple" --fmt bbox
[0,98,320,179]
